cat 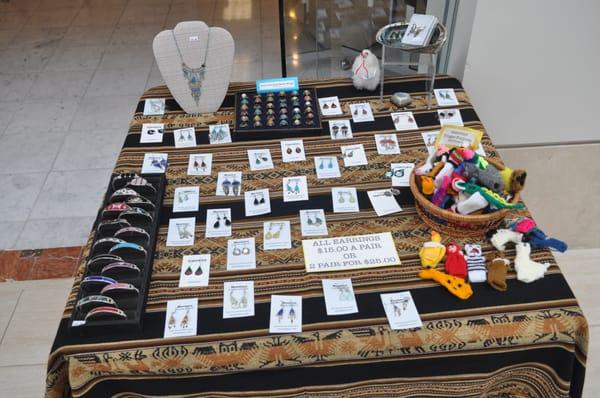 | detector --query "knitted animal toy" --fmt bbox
[464,244,486,283]
[490,228,522,252]
[507,217,568,252]
[514,242,550,283]
[454,180,524,210]
[352,50,380,91]
[419,230,446,268]
[419,268,473,300]
[486,255,510,291]
[444,243,467,278]
[499,167,527,194]
[462,162,504,193]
